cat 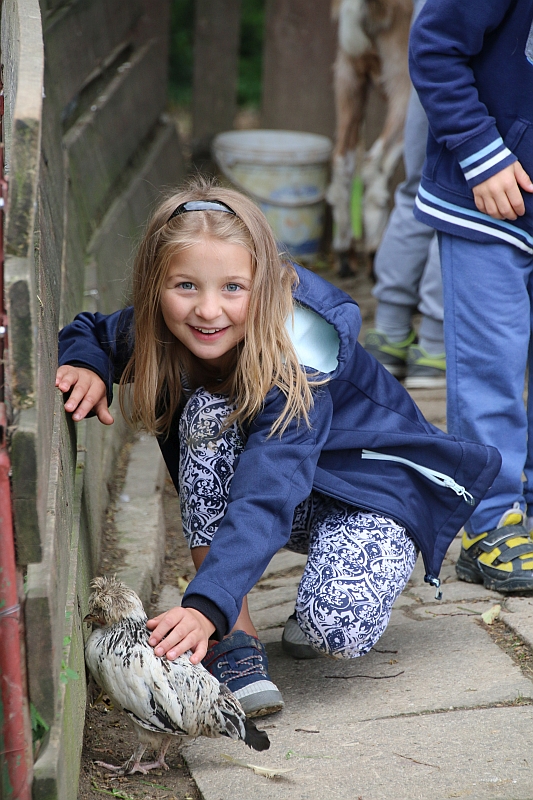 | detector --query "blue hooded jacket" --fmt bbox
[409,0,533,253]
[59,266,501,636]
